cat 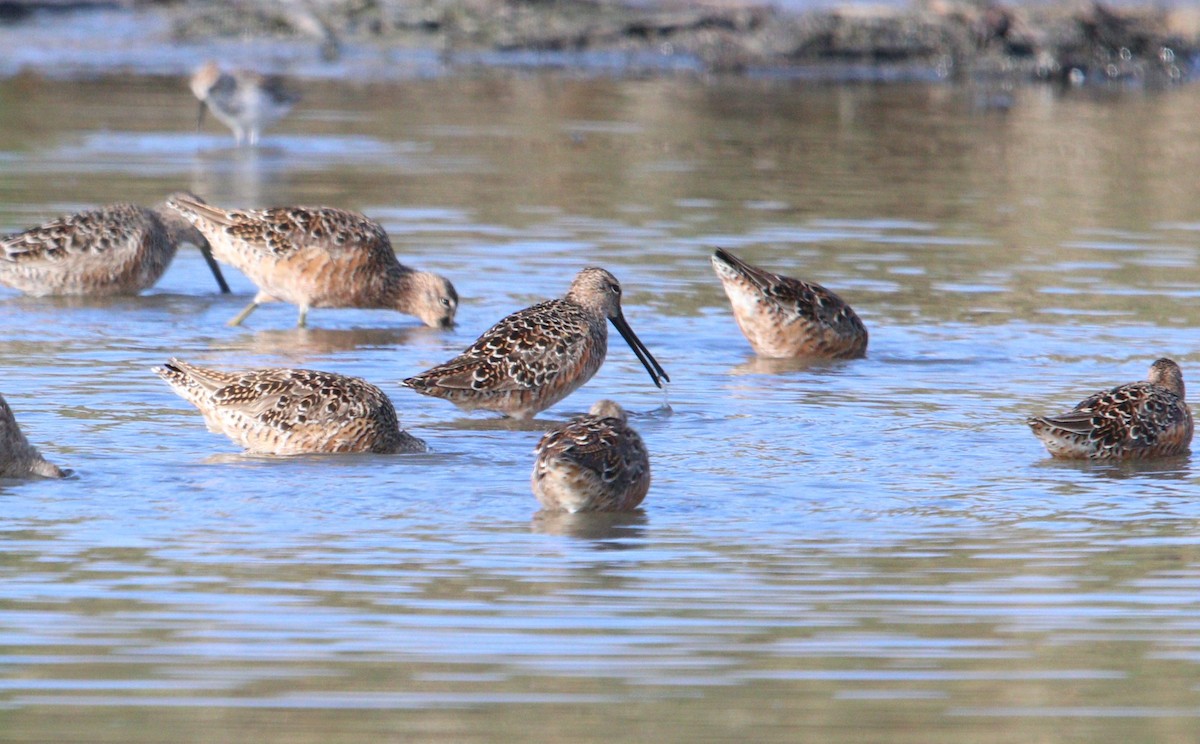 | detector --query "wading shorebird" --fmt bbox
[710,248,867,359]
[532,399,650,513]
[0,194,229,296]
[166,194,458,329]
[0,393,65,479]
[189,61,299,146]
[1027,358,1193,460]
[154,358,426,456]
[403,267,669,419]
